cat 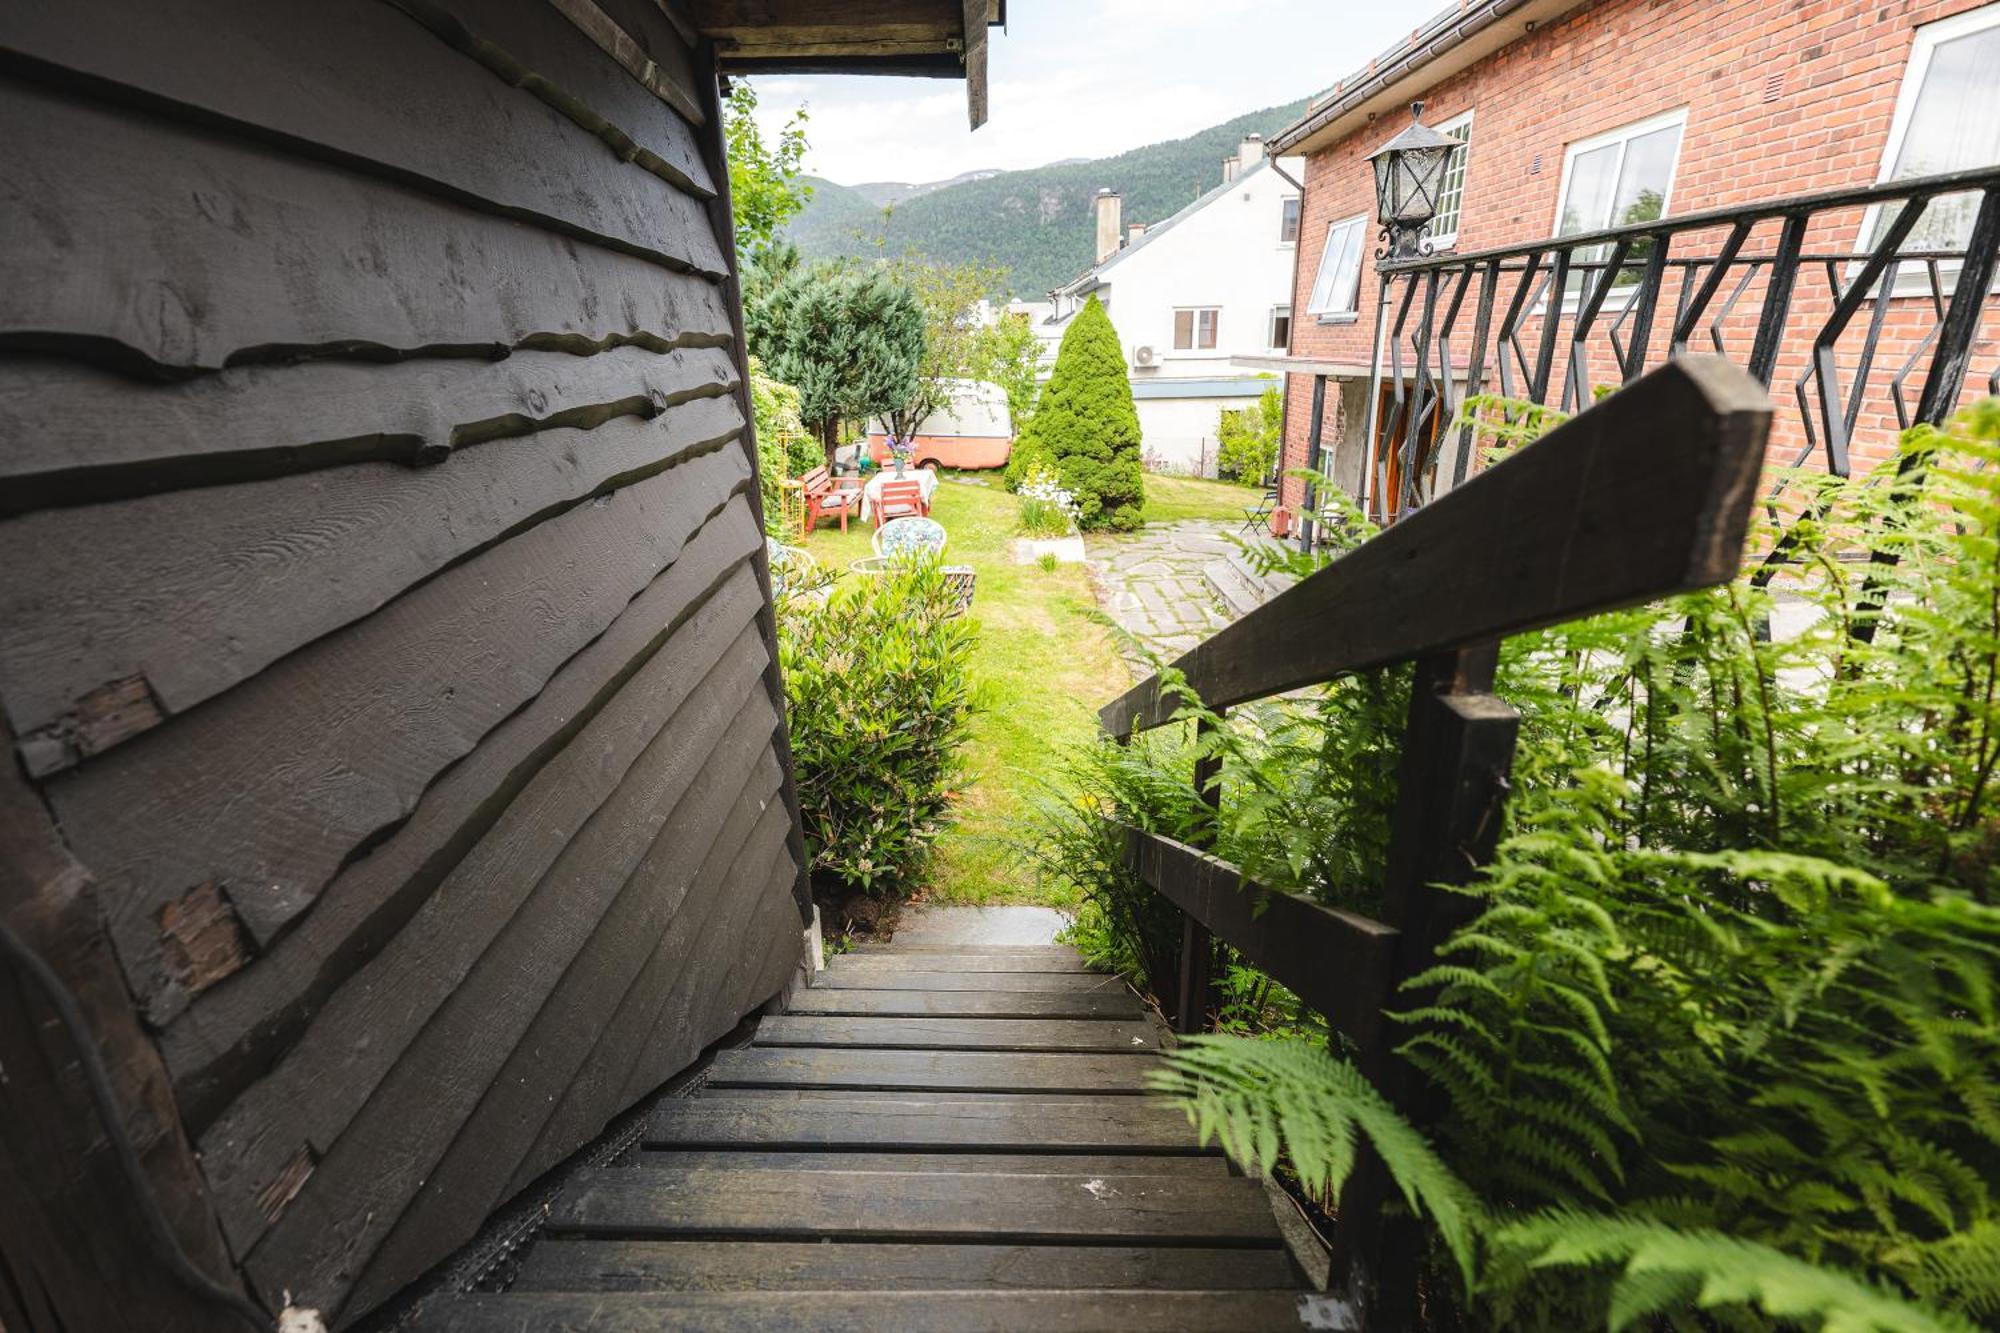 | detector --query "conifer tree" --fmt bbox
[760,263,925,464]
[1026,296,1144,530]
